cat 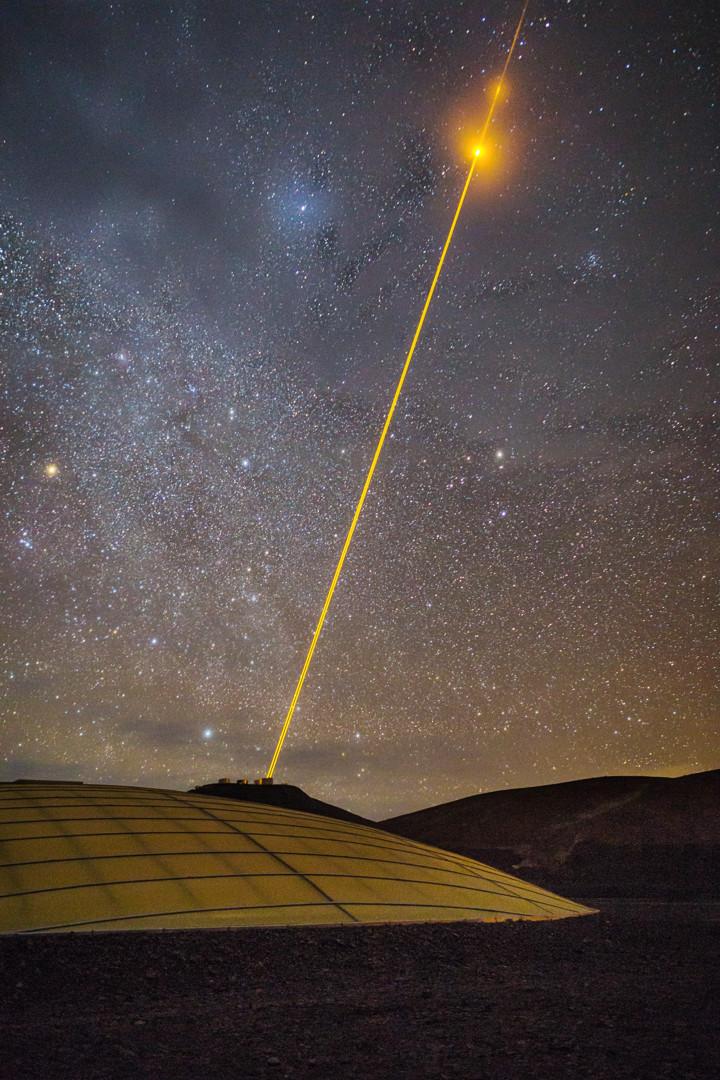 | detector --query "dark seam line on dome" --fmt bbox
[0,869,556,904]
[0,848,534,888]
[0,820,574,907]
[235,835,570,905]
[0,789,365,818]
[0,850,487,875]
[0,816,380,838]
[0,829,237,843]
[1,800,203,808]
[1,802,355,819]
[20,902,347,931]
[0,850,574,913]
[1,806,442,853]
[0,826,549,896]
[22,900,558,933]
[0,805,578,911]
[230,831,366,924]
[0,843,540,895]
[160,790,361,924]
[0,796,402,847]
[0,823,574,910]
[1,798,363,833]
[3,792,218,800]
[191,821,513,876]
[303,873,567,910]
[0,839,510,878]
[2,799,373,837]
[0,872,573,915]
[2,797,364,829]
[0,794,186,802]
[0,819,504,882]
[241,830,576,903]
[0,849,266,868]
[0,813,376,841]
[5,799,500,881]
[1,813,252,822]
[206,829,555,892]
